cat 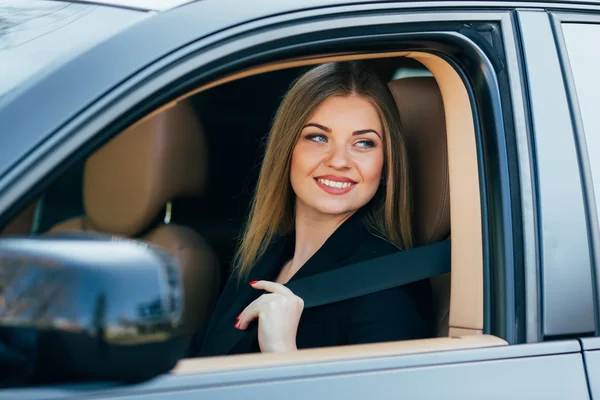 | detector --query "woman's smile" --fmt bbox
[314,175,357,195]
